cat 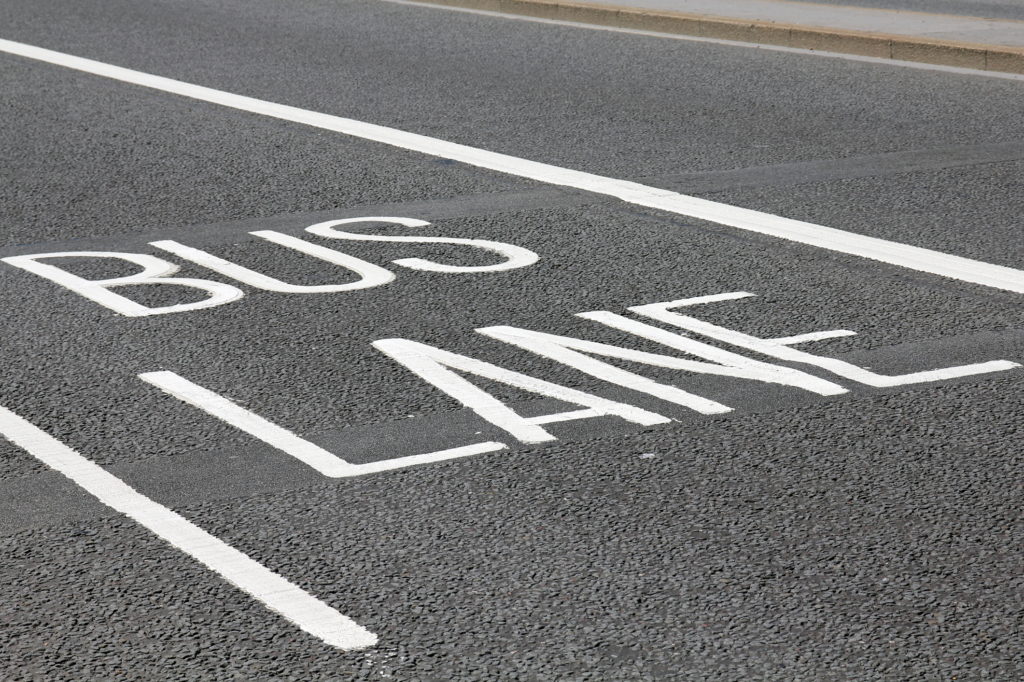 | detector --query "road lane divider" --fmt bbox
[0,404,379,650]
[0,37,1021,294]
